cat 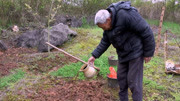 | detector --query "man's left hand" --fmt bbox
[144,57,151,63]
